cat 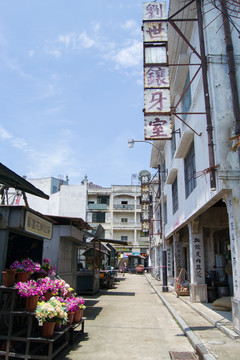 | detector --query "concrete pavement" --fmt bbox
[55,273,196,360]
[146,273,240,360]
